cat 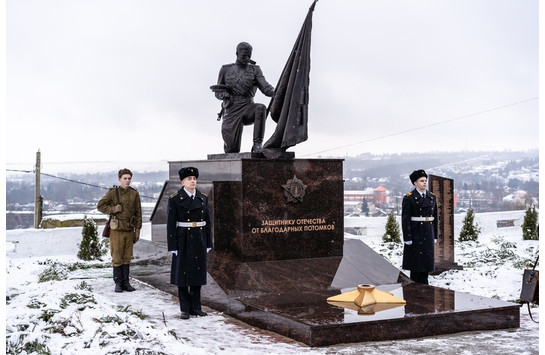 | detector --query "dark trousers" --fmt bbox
[410,271,429,285]
[222,102,266,153]
[177,286,202,313]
